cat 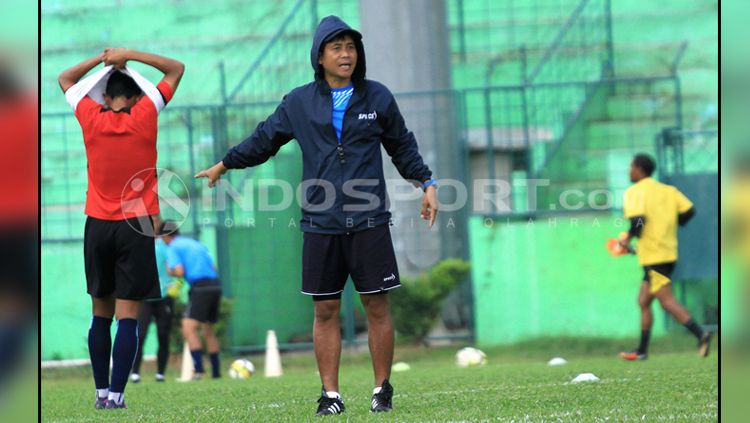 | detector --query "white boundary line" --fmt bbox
[41,355,157,369]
